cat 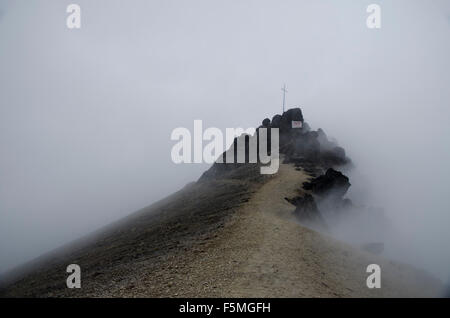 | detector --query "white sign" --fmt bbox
[291,121,302,129]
